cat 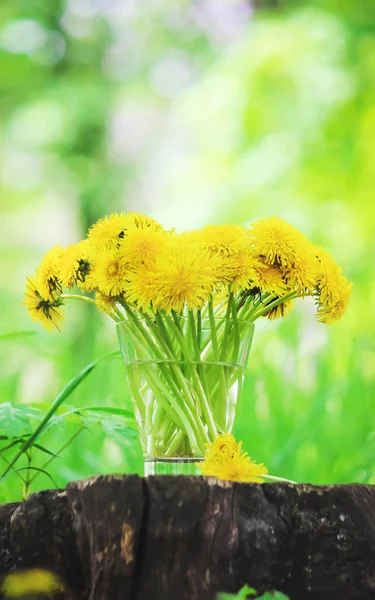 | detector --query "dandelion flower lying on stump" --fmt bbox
[197,434,268,483]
